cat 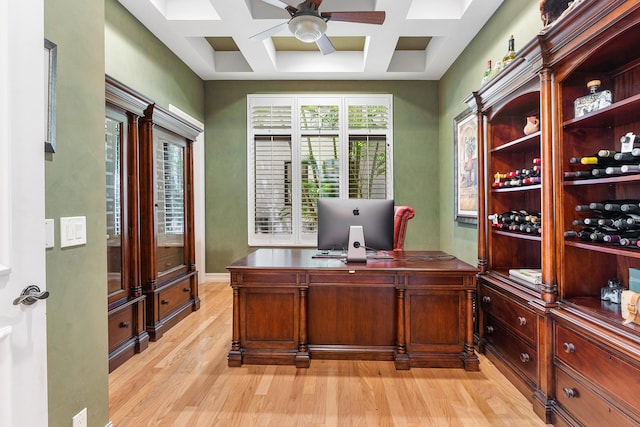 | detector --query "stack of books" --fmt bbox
[508,268,542,285]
